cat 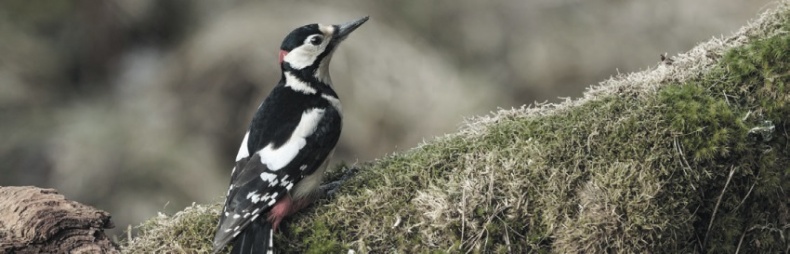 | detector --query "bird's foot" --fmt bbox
[319,166,359,197]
